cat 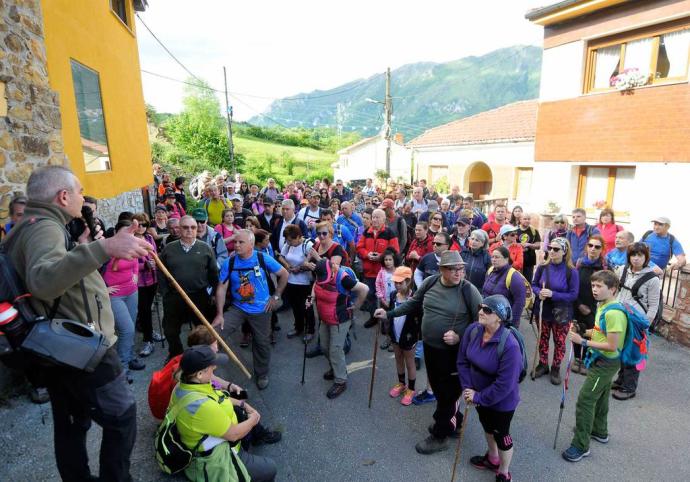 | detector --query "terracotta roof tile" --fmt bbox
[409,100,538,147]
